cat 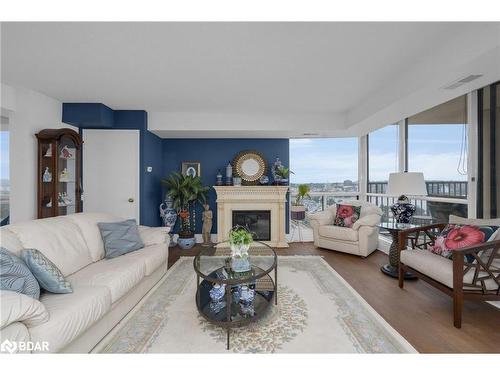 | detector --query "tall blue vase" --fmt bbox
[159,196,178,248]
